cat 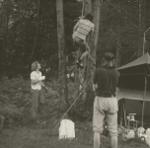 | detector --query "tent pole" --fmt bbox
[122,99,127,127]
[141,76,147,127]
[141,101,145,127]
